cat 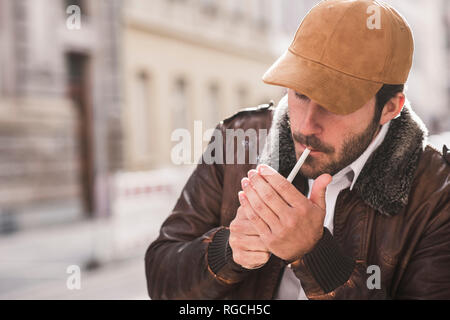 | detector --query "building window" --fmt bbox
[255,0,270,31]
[64,0,88,16]
[135,72,151,155]
[206,83,221,128]
[172,78,189,131]
[229,0,244,21]
[237,86,249,108]
[445,1,450,49]
[200,0,219,16]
